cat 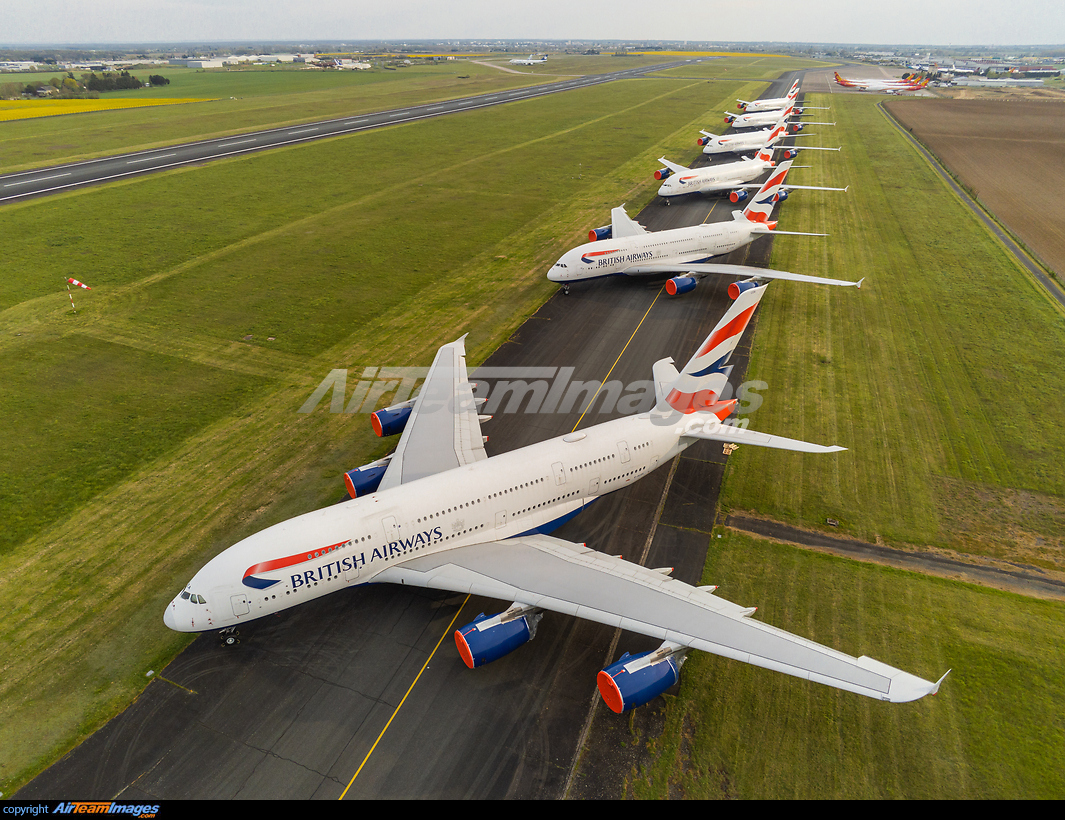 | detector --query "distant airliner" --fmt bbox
[834,72,930,92]
[165,284,947,711]
[510,55,547,65]
[549,160,854,296]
